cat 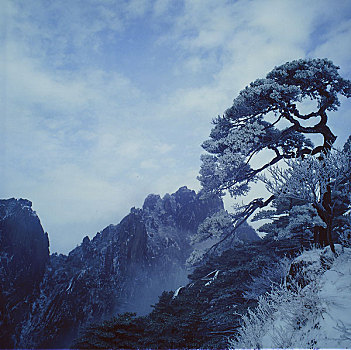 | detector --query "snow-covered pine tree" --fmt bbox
[256,143,351,249]
[199,58,351,250]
